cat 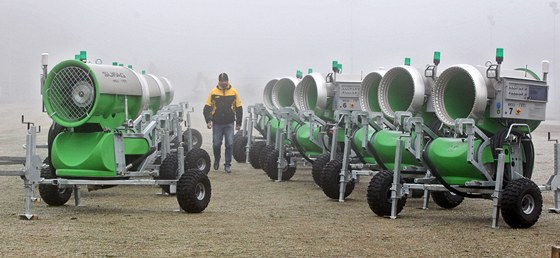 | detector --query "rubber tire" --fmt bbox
[367,170,406,217]
[177,169,211,213]
[183,128,203,149]
[158,153,179,195]
[312,153,331,187]
[259,145,276,170]
[431,191,464,209]
[185,148,211,174]
[233,136,248,163]
[263,149,296,181]
[501,178,543,228]
[321,158,355,200]
[249,141,267,169]
[234,130,245,140]
[38,164,72,206]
